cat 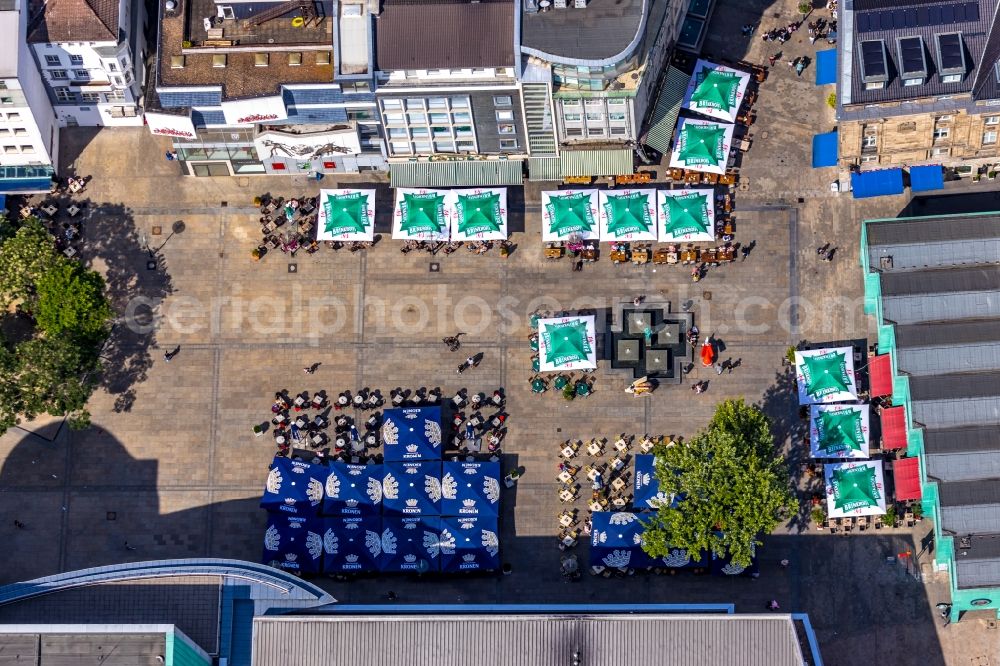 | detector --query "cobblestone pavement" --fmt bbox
[1,0,998,663]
